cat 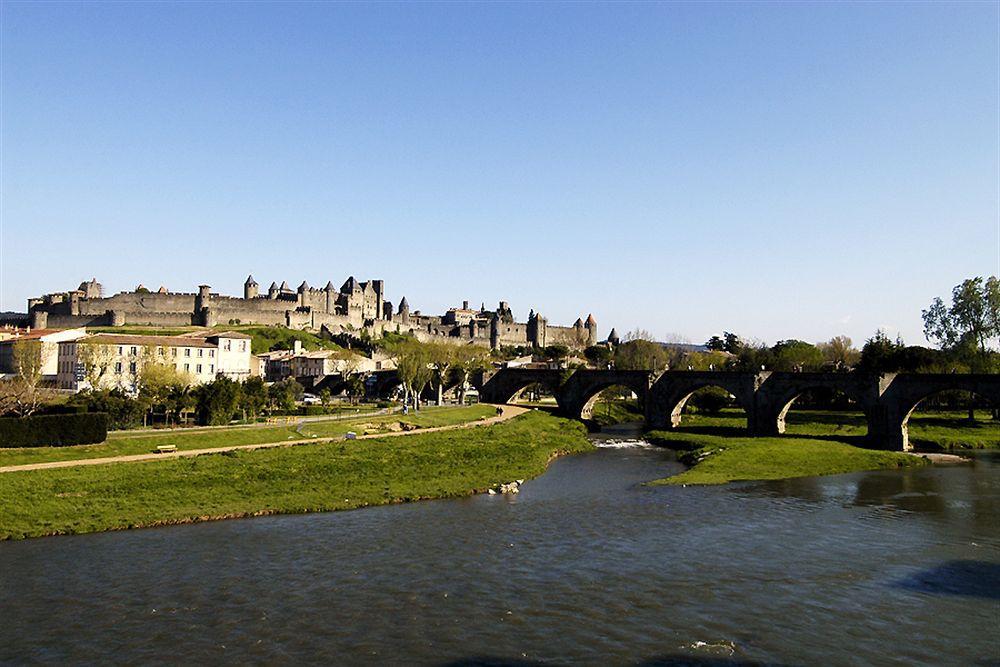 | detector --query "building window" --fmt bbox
[185,349,191,357]
[240,341,246,352]
[129,362,137,374]
[198,349,203,357]
[115,362,123,374]
[209,364,214,373]
[184,363,190,372]
[158,347,165,356]
[225,341,231,351]
[209,350,215,358]
[118,346,123,355]
[172,348,177,357]
[197,364,202,373]
[130,346,137,356]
